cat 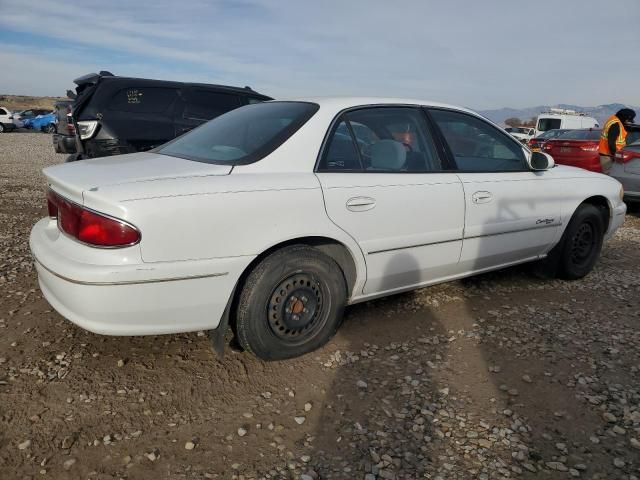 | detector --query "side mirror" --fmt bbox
[529,151,555,171]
